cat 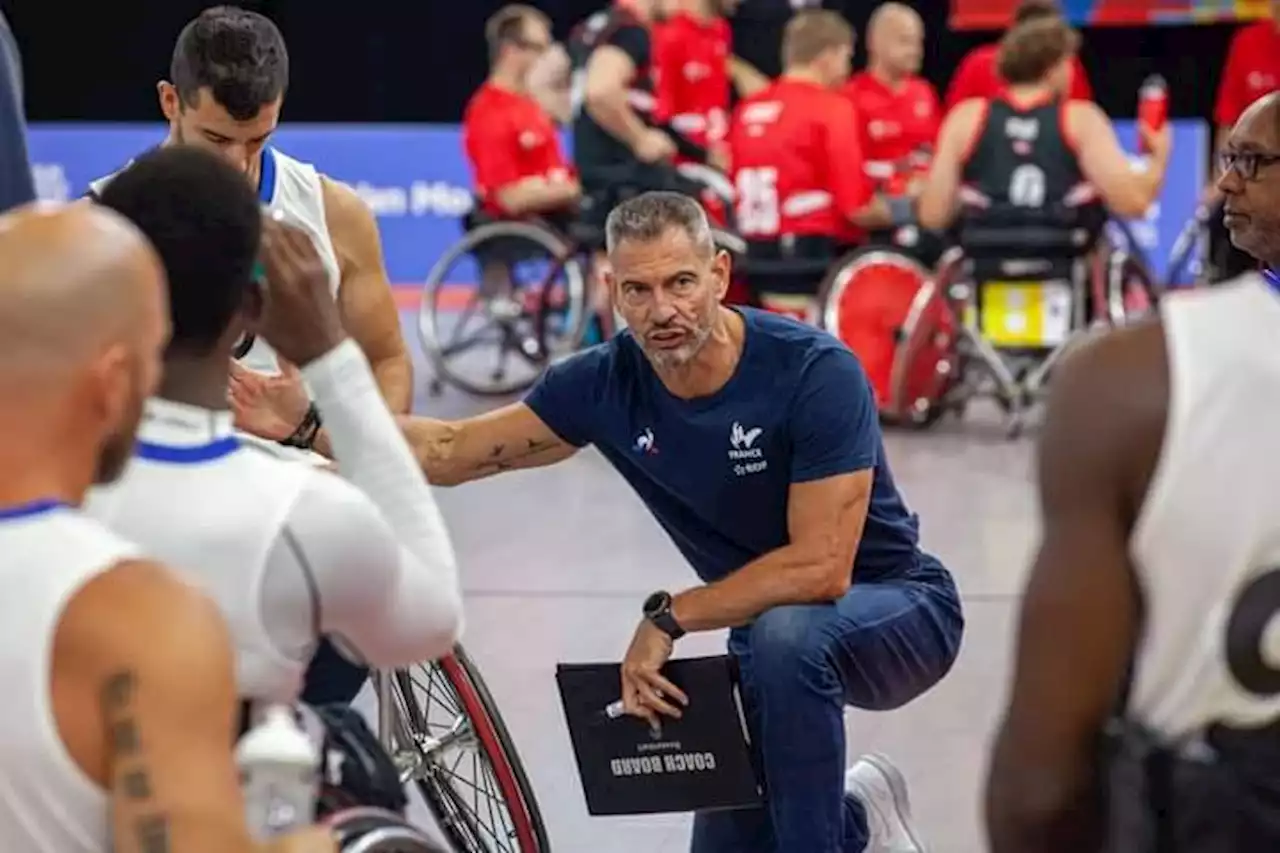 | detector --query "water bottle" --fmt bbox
[1137,75,1168,154]
[236,705,321,839]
